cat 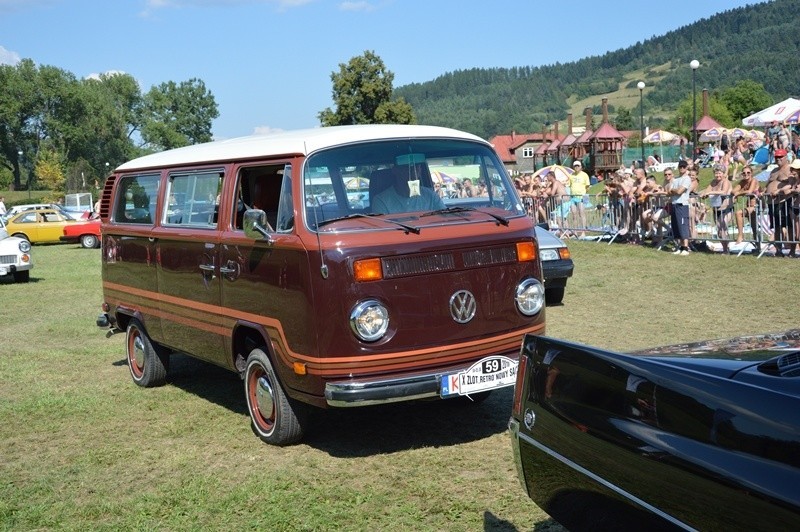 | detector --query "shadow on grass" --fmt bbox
[128,353,515,456]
